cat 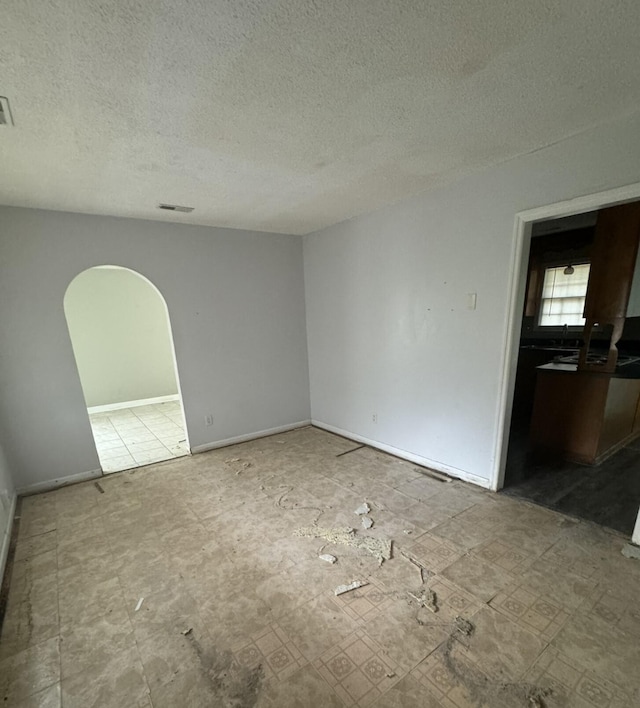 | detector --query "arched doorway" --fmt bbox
[64,265,189,473]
